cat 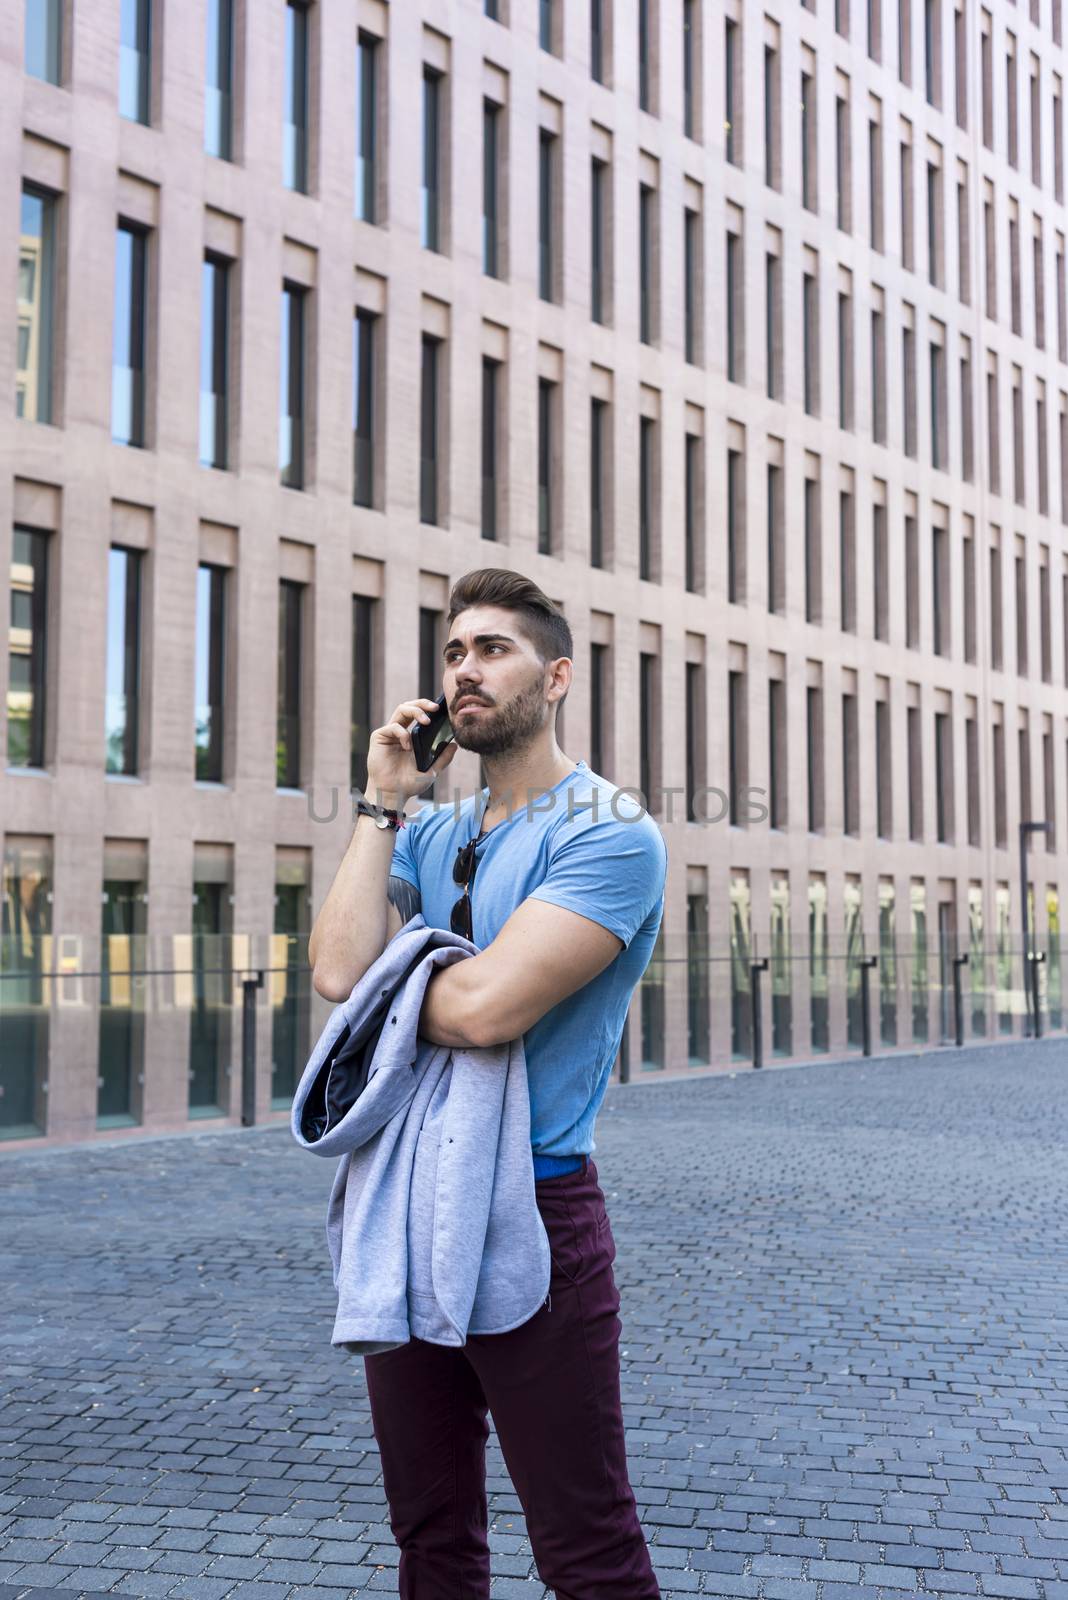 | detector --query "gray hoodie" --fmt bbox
[290,916,552,1355]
